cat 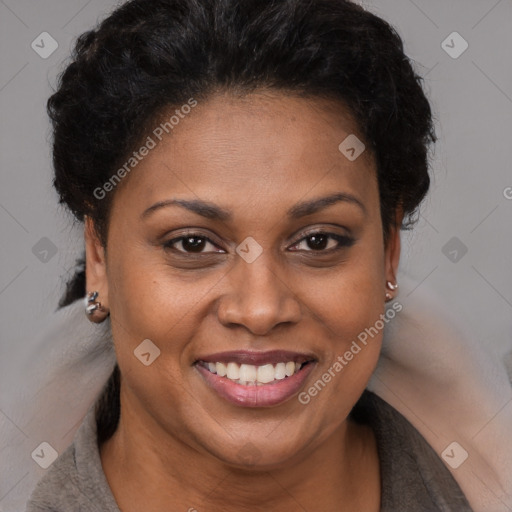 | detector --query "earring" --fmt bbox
[386,281,399,291]
[385,280,398,302]
[85,291,109,323]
